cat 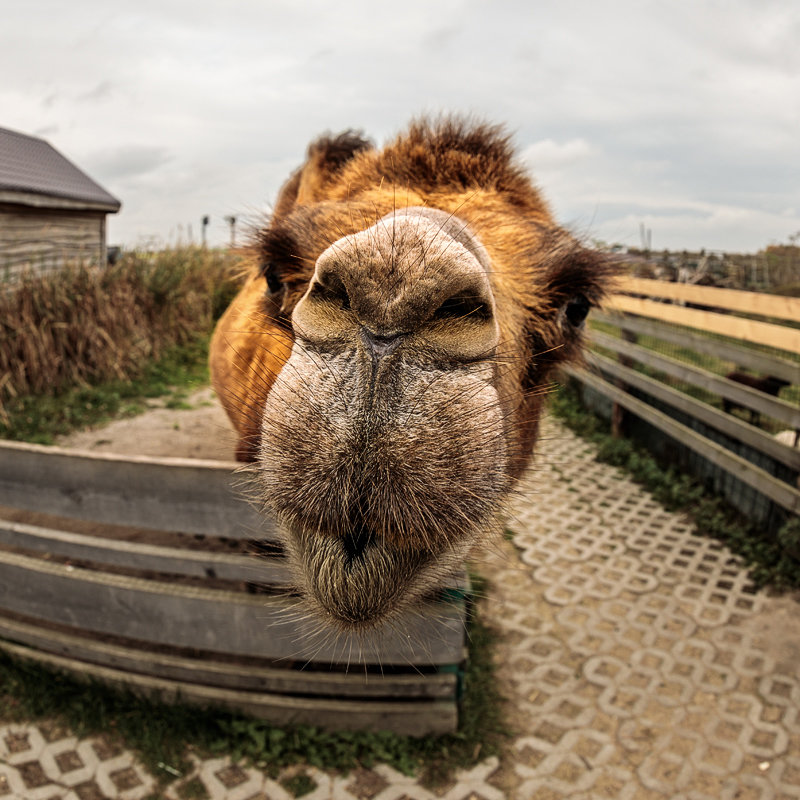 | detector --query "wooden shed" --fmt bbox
[0,126,121,280]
